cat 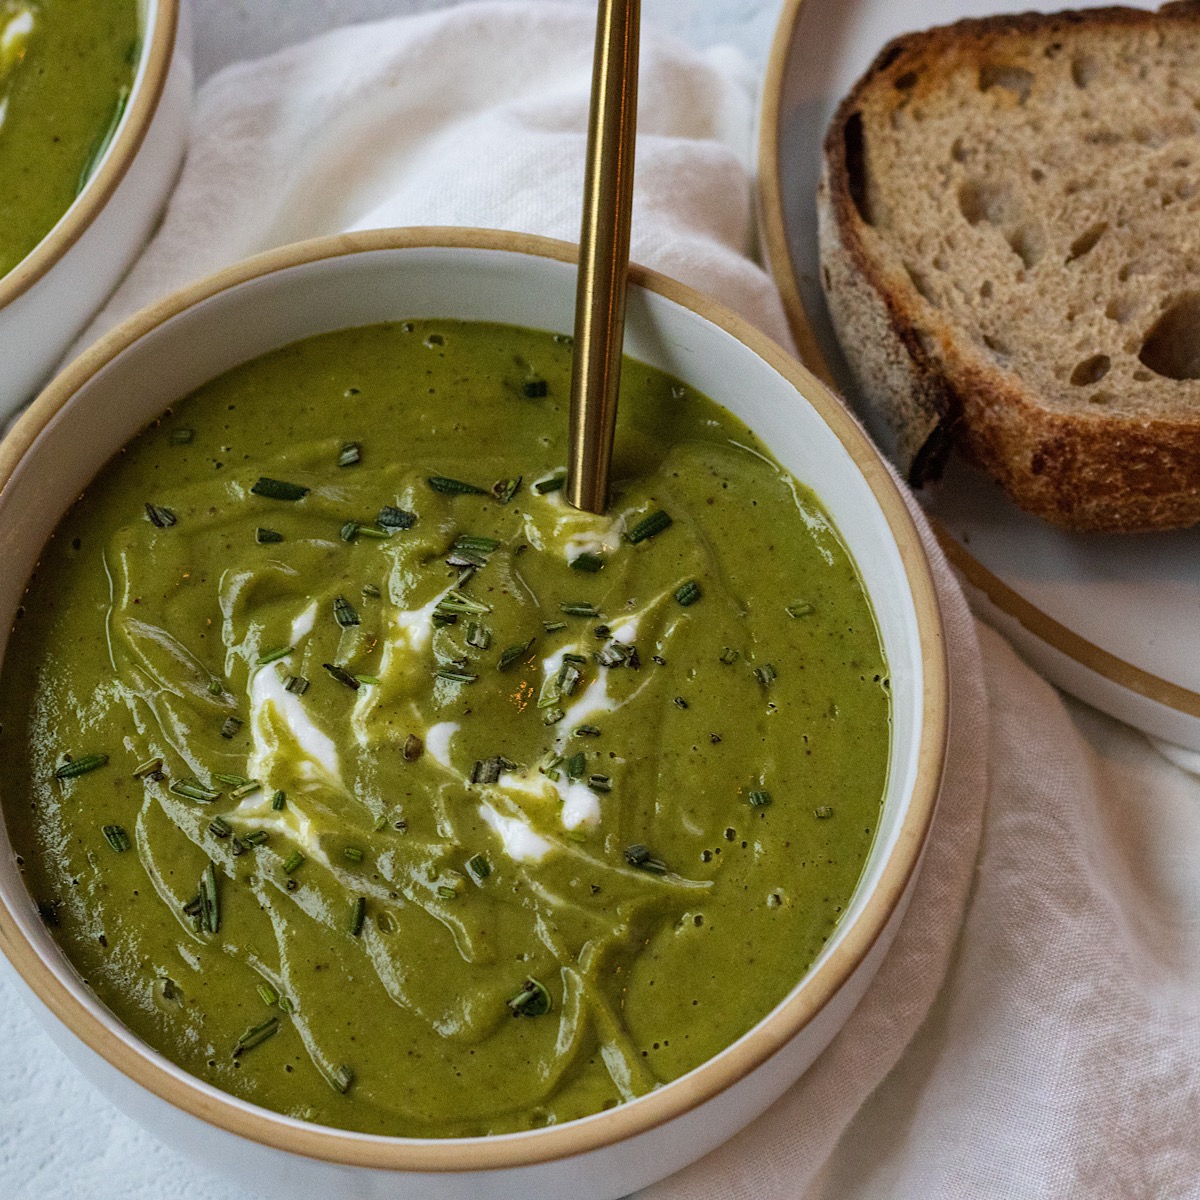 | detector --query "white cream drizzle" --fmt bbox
[389,583,455,655]
[1,8,33,56]
[289,602,317,644]
[479,801,555,863]
[423,721,459,768]
[246,664,342,789]
[559,781,601,830]
[232,788,328,862]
